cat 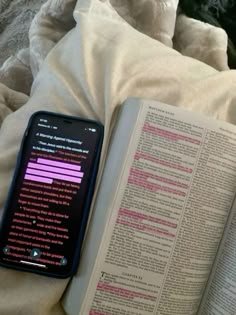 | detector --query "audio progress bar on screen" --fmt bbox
[20,260,46,268]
